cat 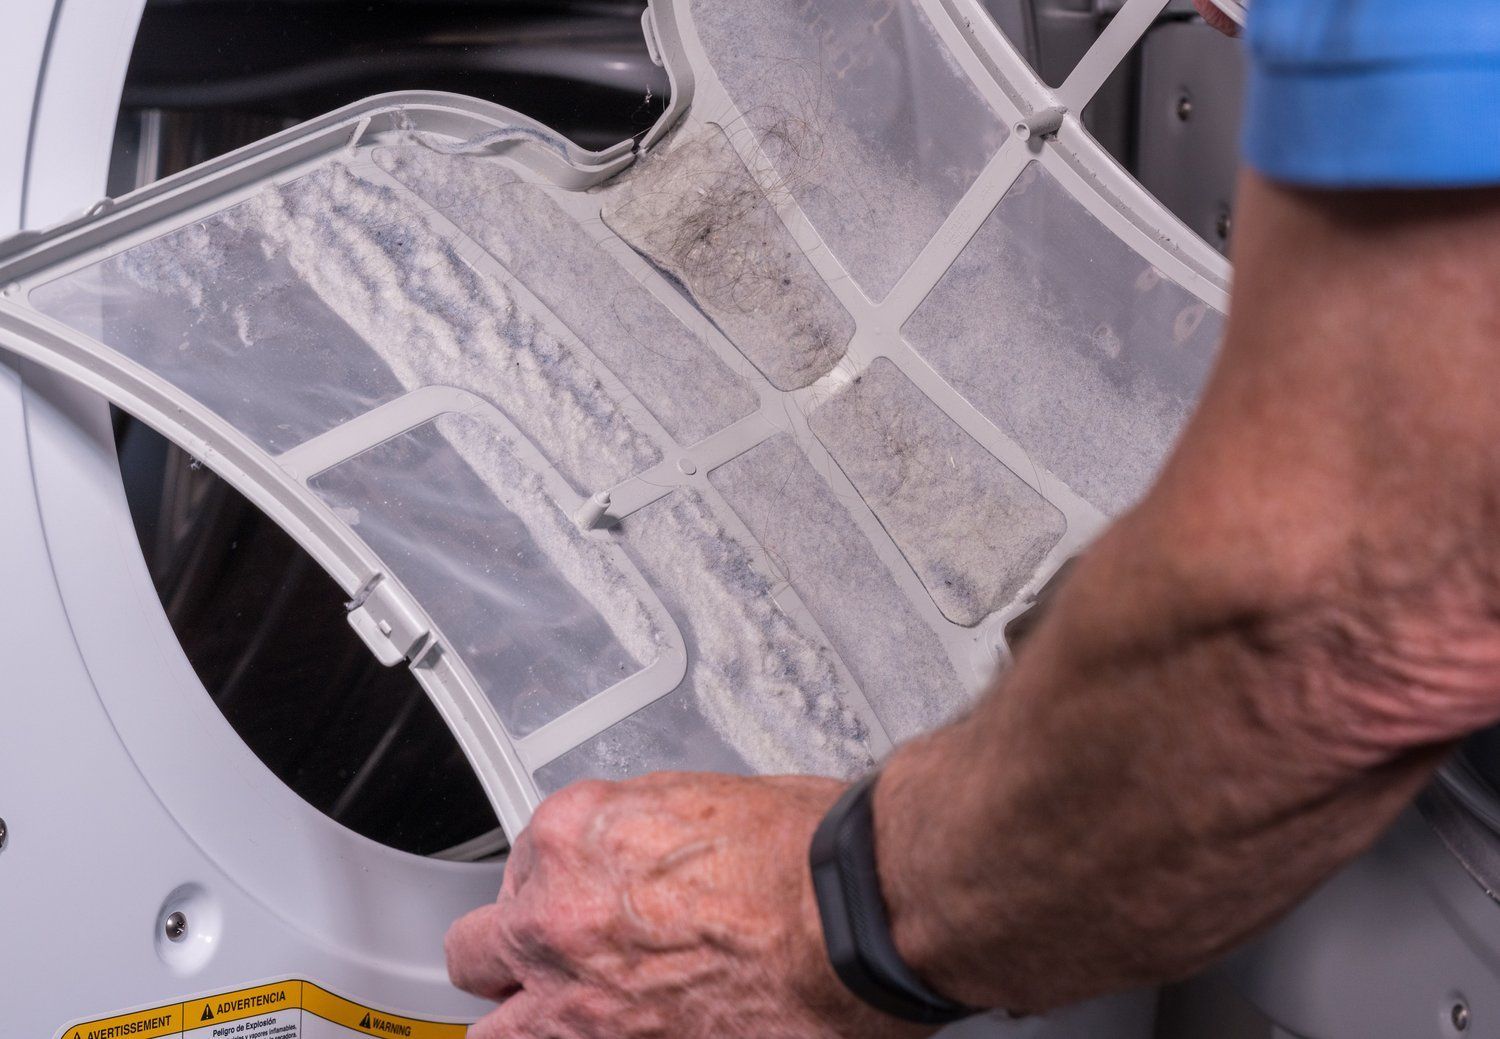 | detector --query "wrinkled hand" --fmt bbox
[1193,0,1241,36]
[446,772,929,1039]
